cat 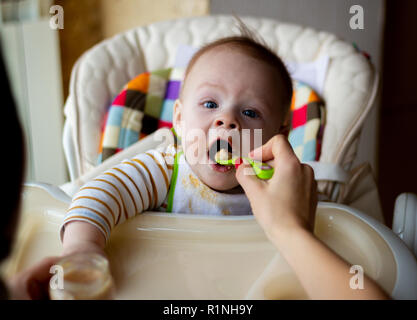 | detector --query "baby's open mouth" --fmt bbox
[207,139,235,173]
[208,139,233,164]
